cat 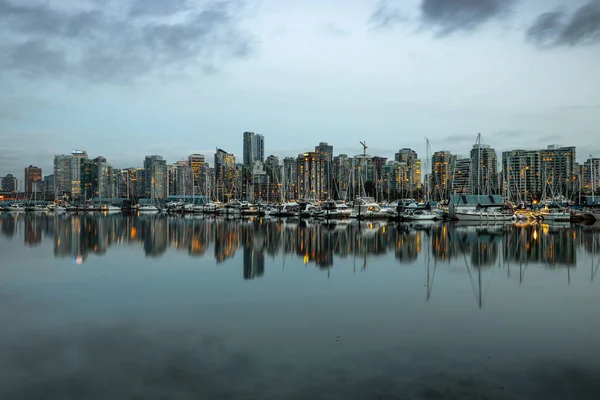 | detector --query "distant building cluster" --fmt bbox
[2,133,599,203]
